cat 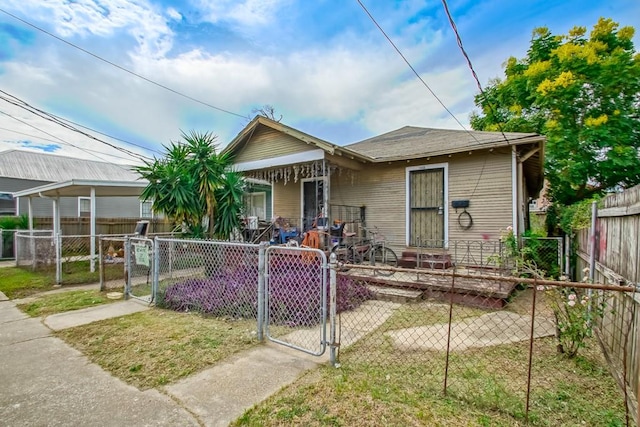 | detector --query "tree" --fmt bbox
[471,18,640,205]
[249,104,282,122]
[136,131,245,239]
